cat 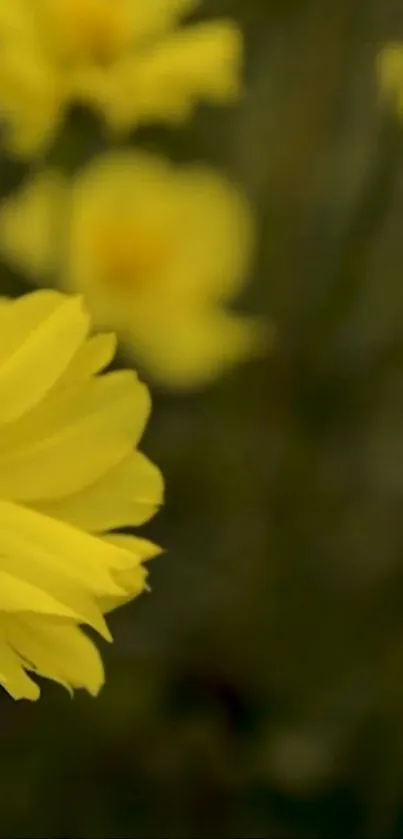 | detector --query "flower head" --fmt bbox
[0,0,242,156]
[0,289,163,700]
[0,152,267,387]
